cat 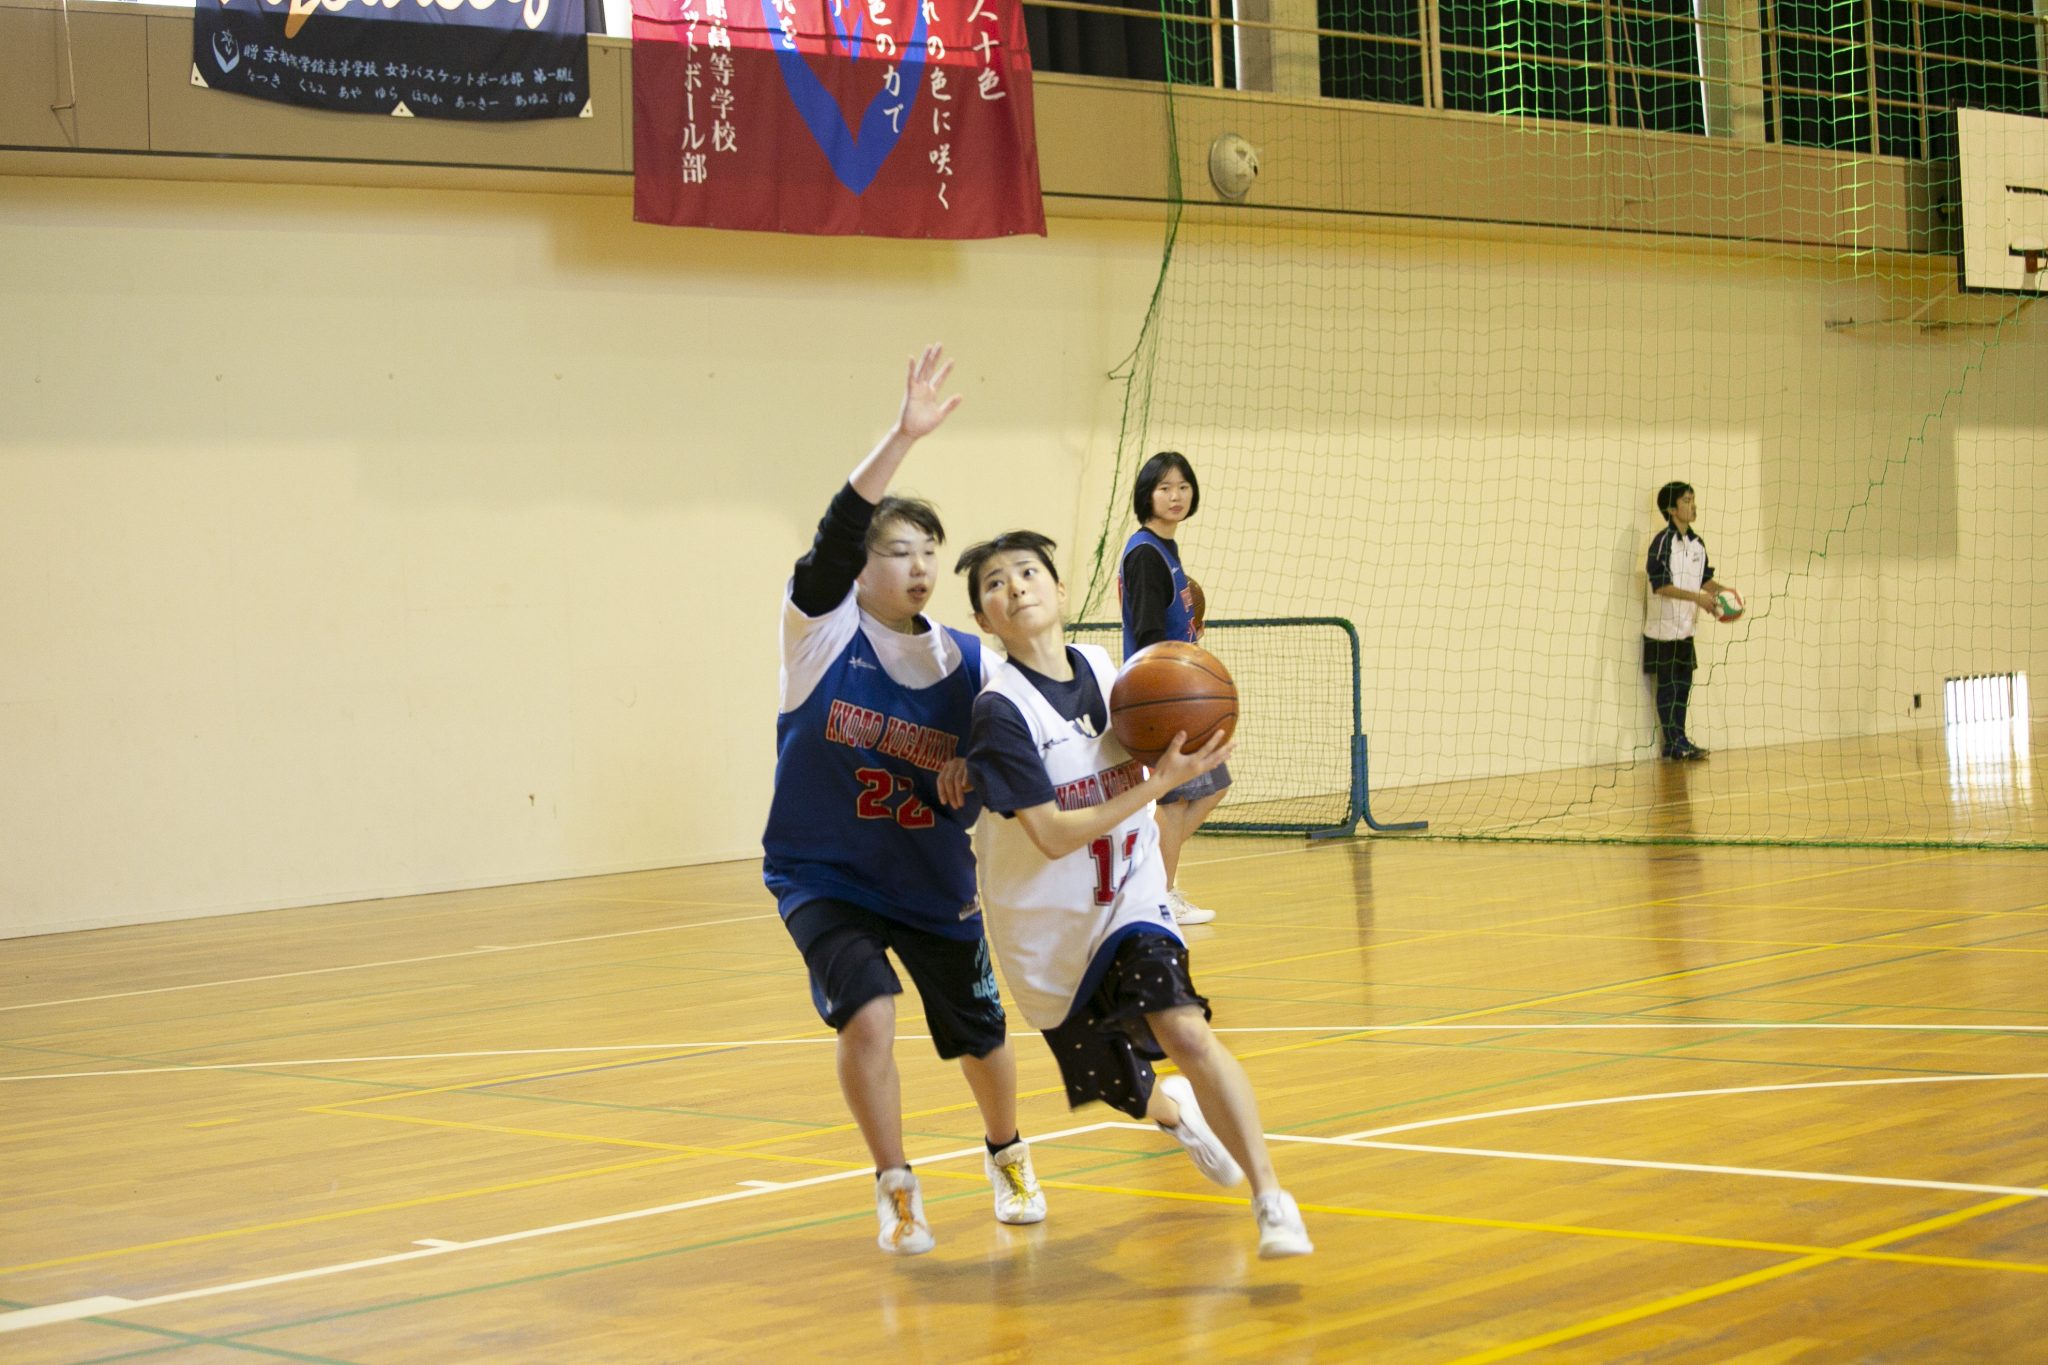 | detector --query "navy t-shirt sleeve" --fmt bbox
[790,483,874,617]
[966,693,1056,817]
[1646,529,1673,590]
[1121,545,1176,649]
